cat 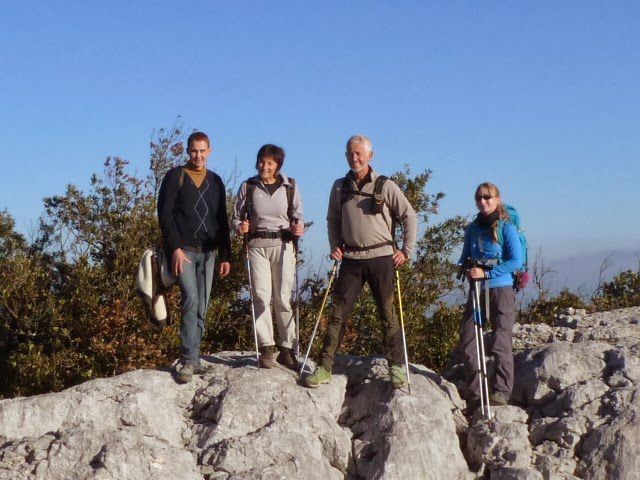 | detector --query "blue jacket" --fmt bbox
[458,219,523,289]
